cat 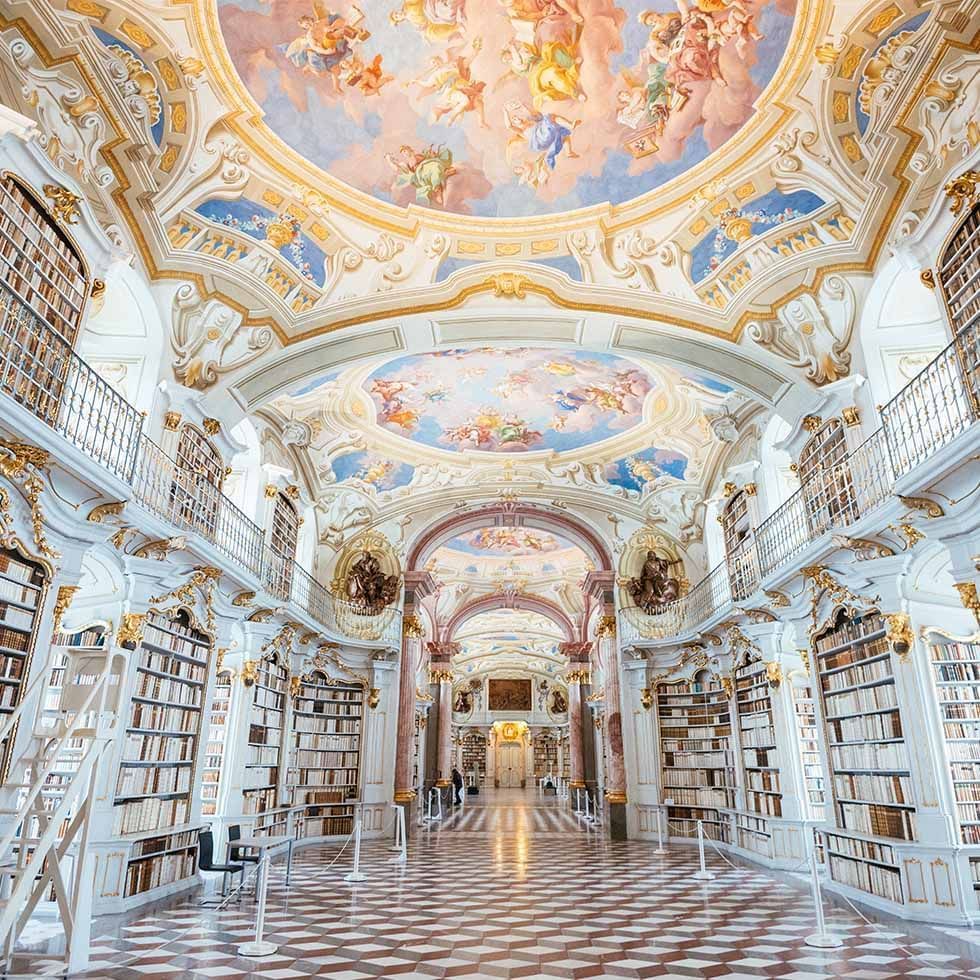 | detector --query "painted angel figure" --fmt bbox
[638,6,725,95]
[390,0,467,44]
[617,63,672,132]
[499,38,583,109]
[284,2,370,93]
[385,144,458,207]
[504,100,579,189]
[343,53,394,96]
[413,40,489,128]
